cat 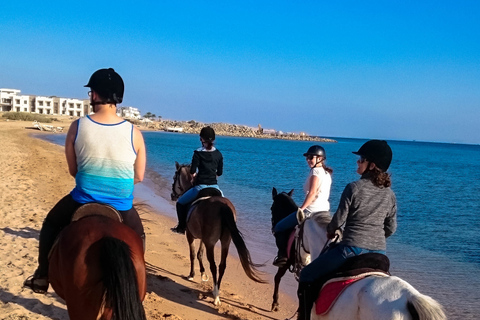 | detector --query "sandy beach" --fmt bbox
[0,118,297,320]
